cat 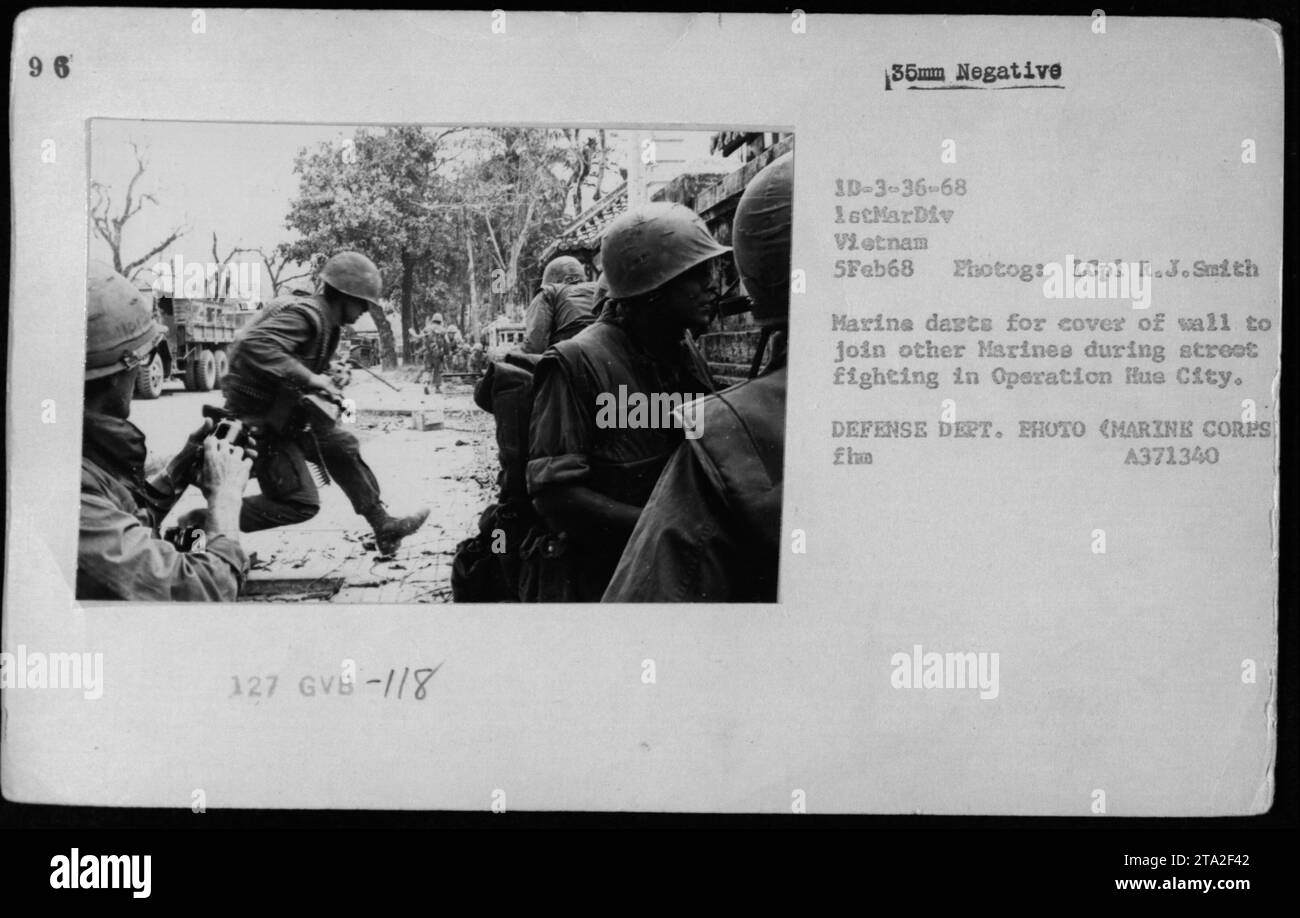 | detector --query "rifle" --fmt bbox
[354,362,401,391]
[256,382,352,488]
[297,389,351,487]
